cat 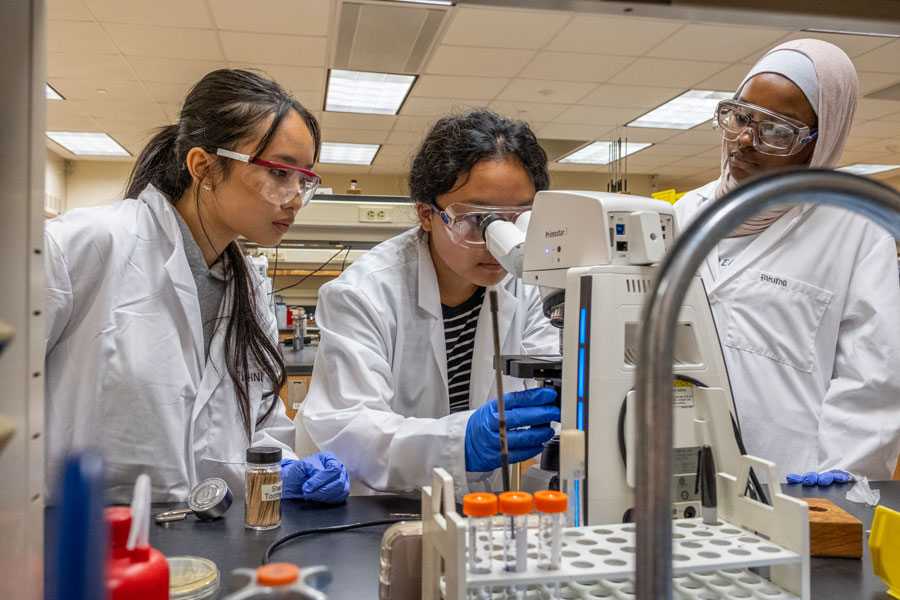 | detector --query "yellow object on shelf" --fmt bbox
[651,189,687,205]
[870,504,900,599]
